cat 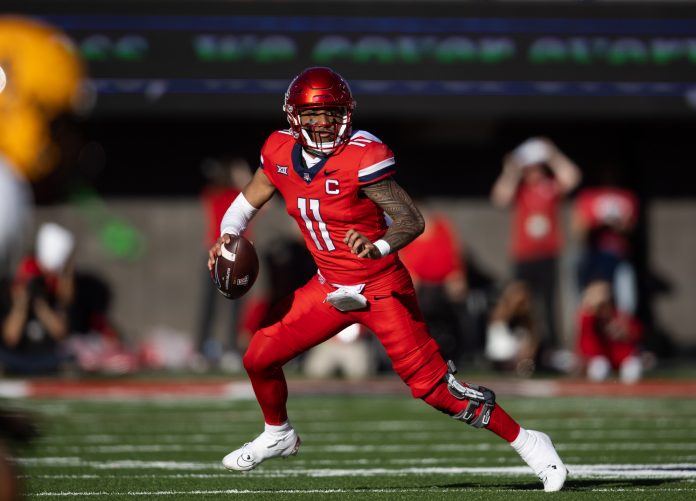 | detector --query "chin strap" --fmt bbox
[444,360,496,428]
